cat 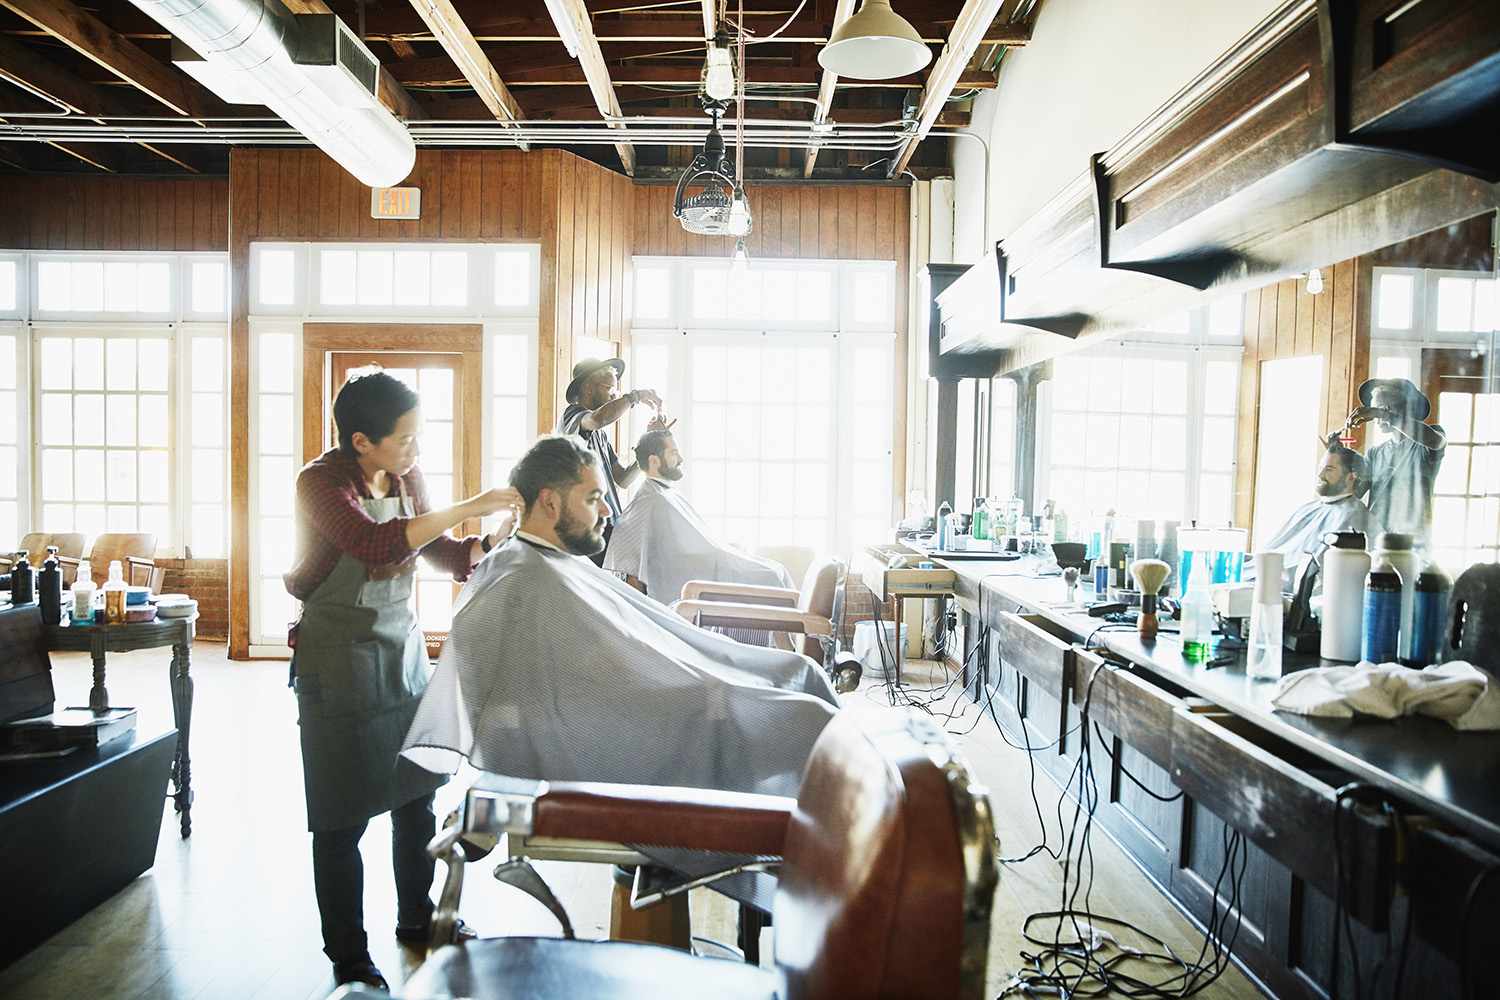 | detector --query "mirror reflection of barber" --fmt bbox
[284,371,522,990]
[1347,378,1446,546]
[556,357,671,565]
[1245,445,1371,592]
